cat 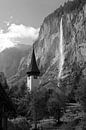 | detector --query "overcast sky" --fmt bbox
[0,0,67,51]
